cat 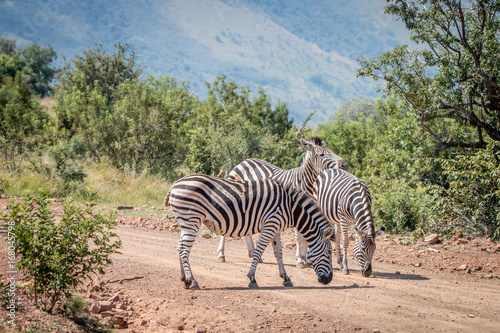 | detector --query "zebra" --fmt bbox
[166,174,334,289]
[314,168,384,277]
[217,137,349,267]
